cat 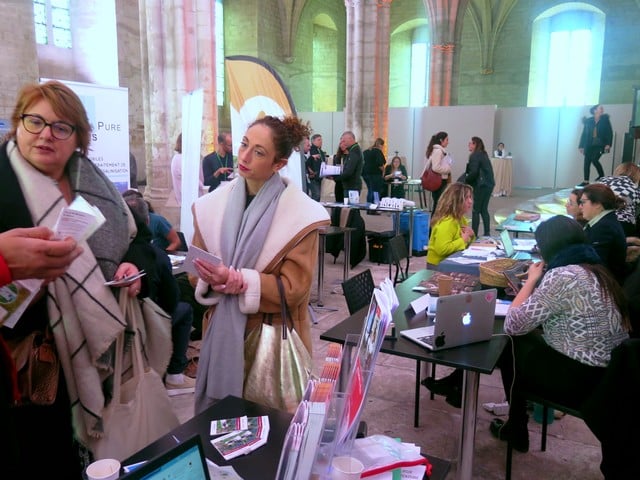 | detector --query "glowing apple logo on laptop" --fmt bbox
[462,312,472,326]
